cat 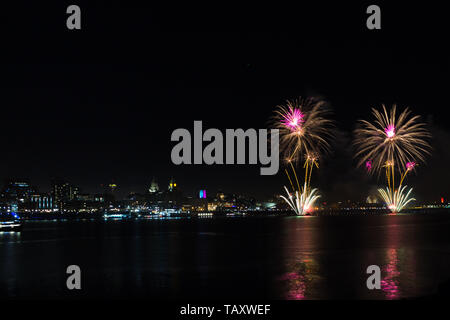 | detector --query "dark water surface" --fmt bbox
[1,213,450,299]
